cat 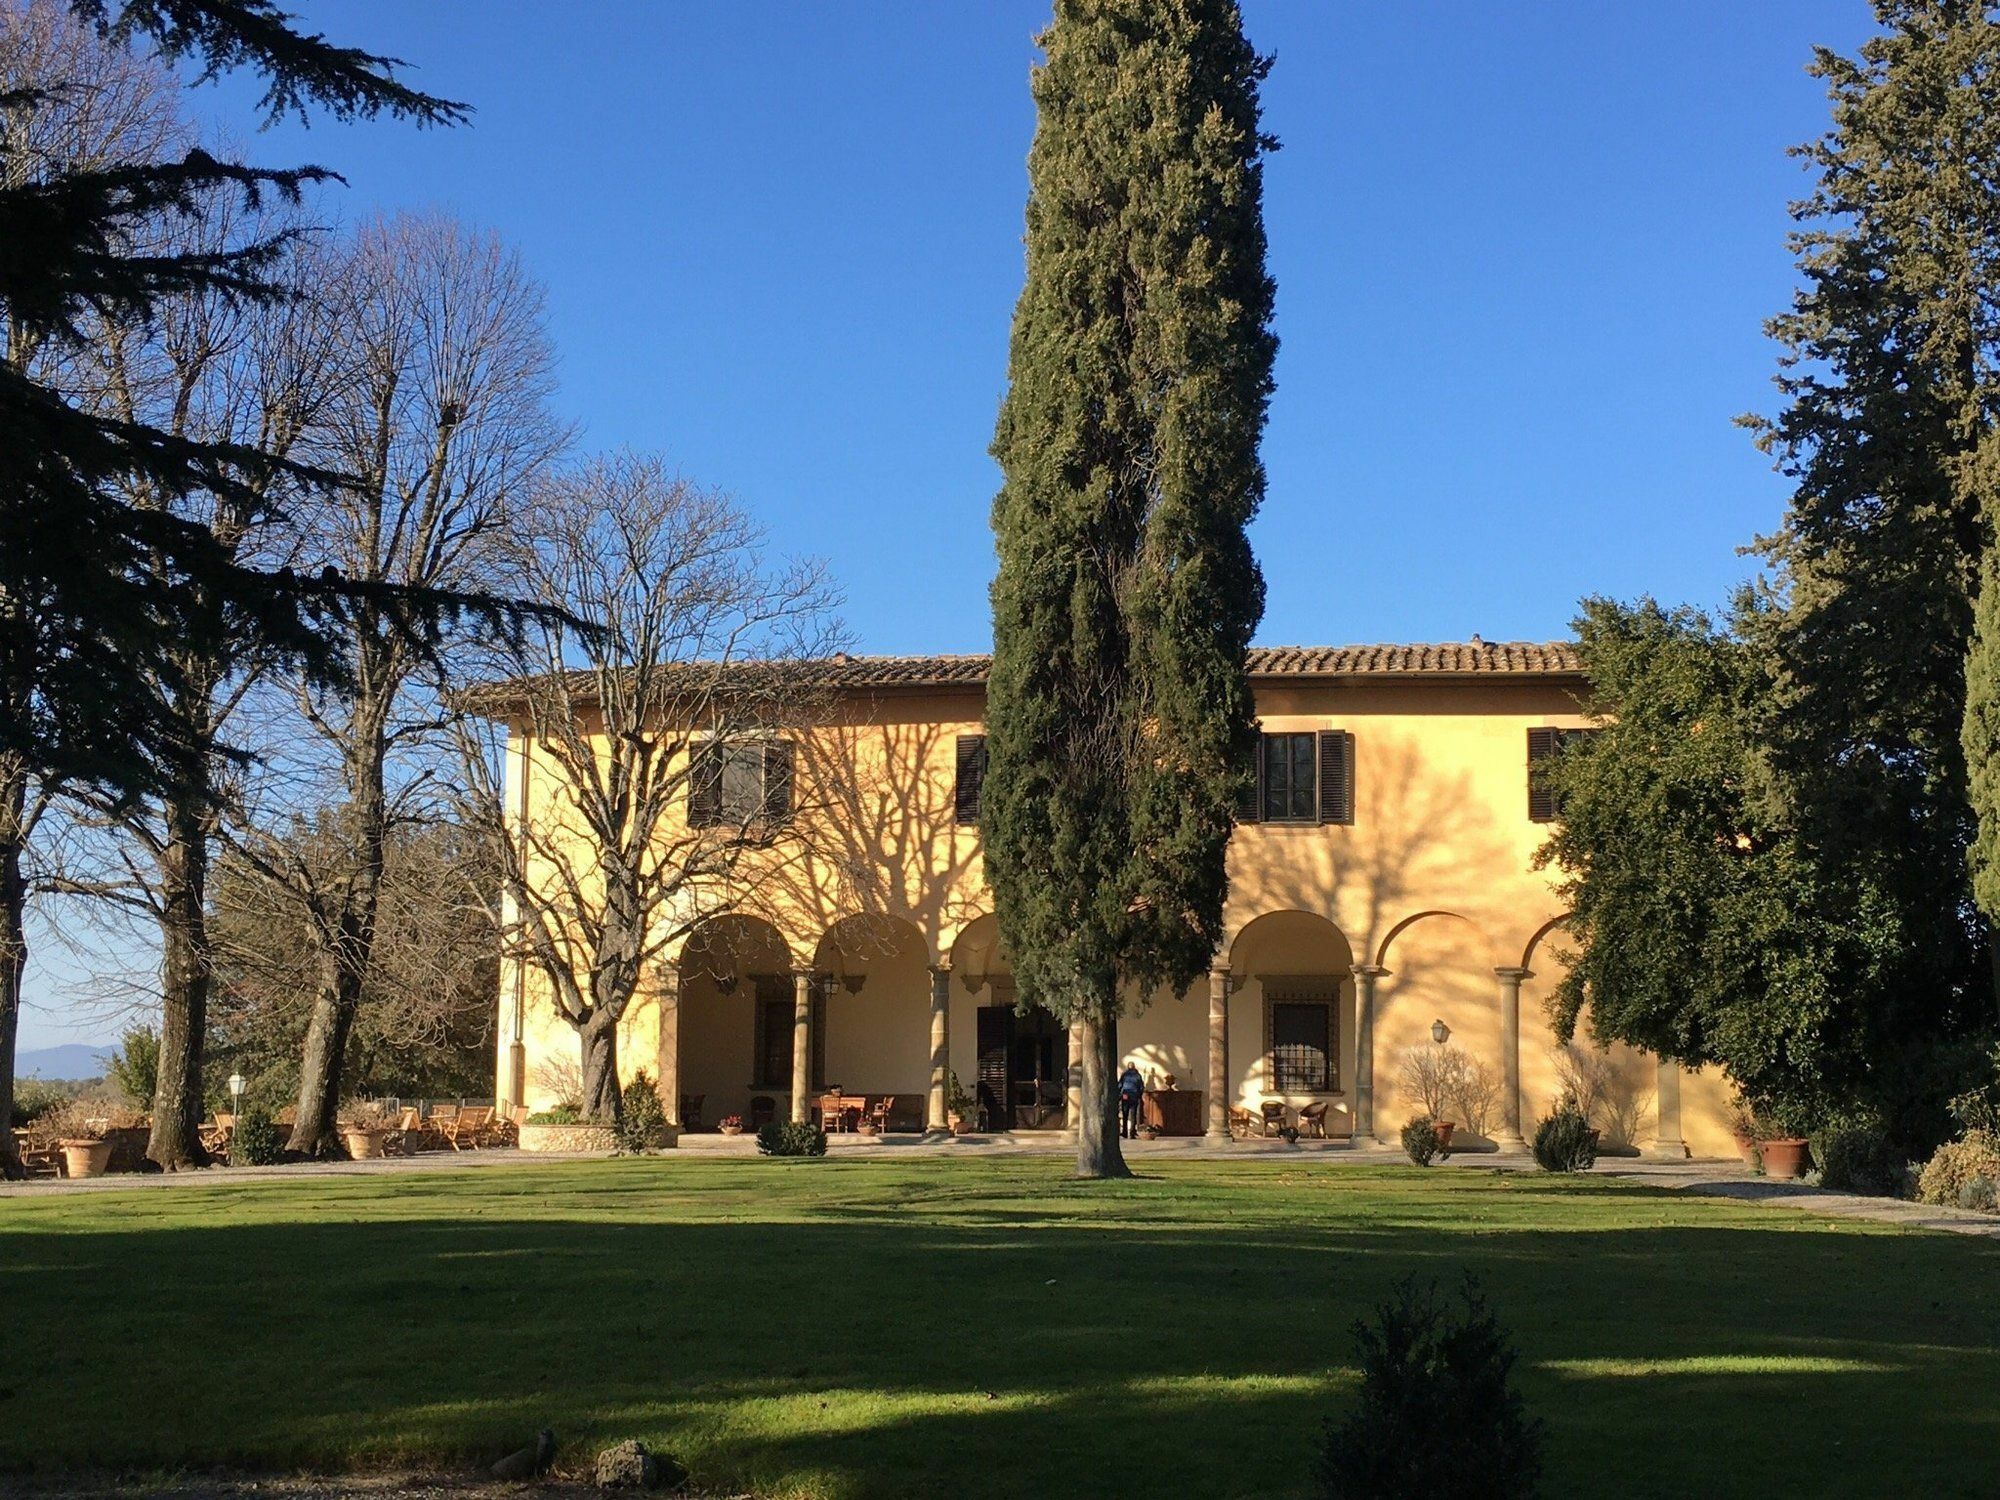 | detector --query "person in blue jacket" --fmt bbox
[1118,1061,1145,1139]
